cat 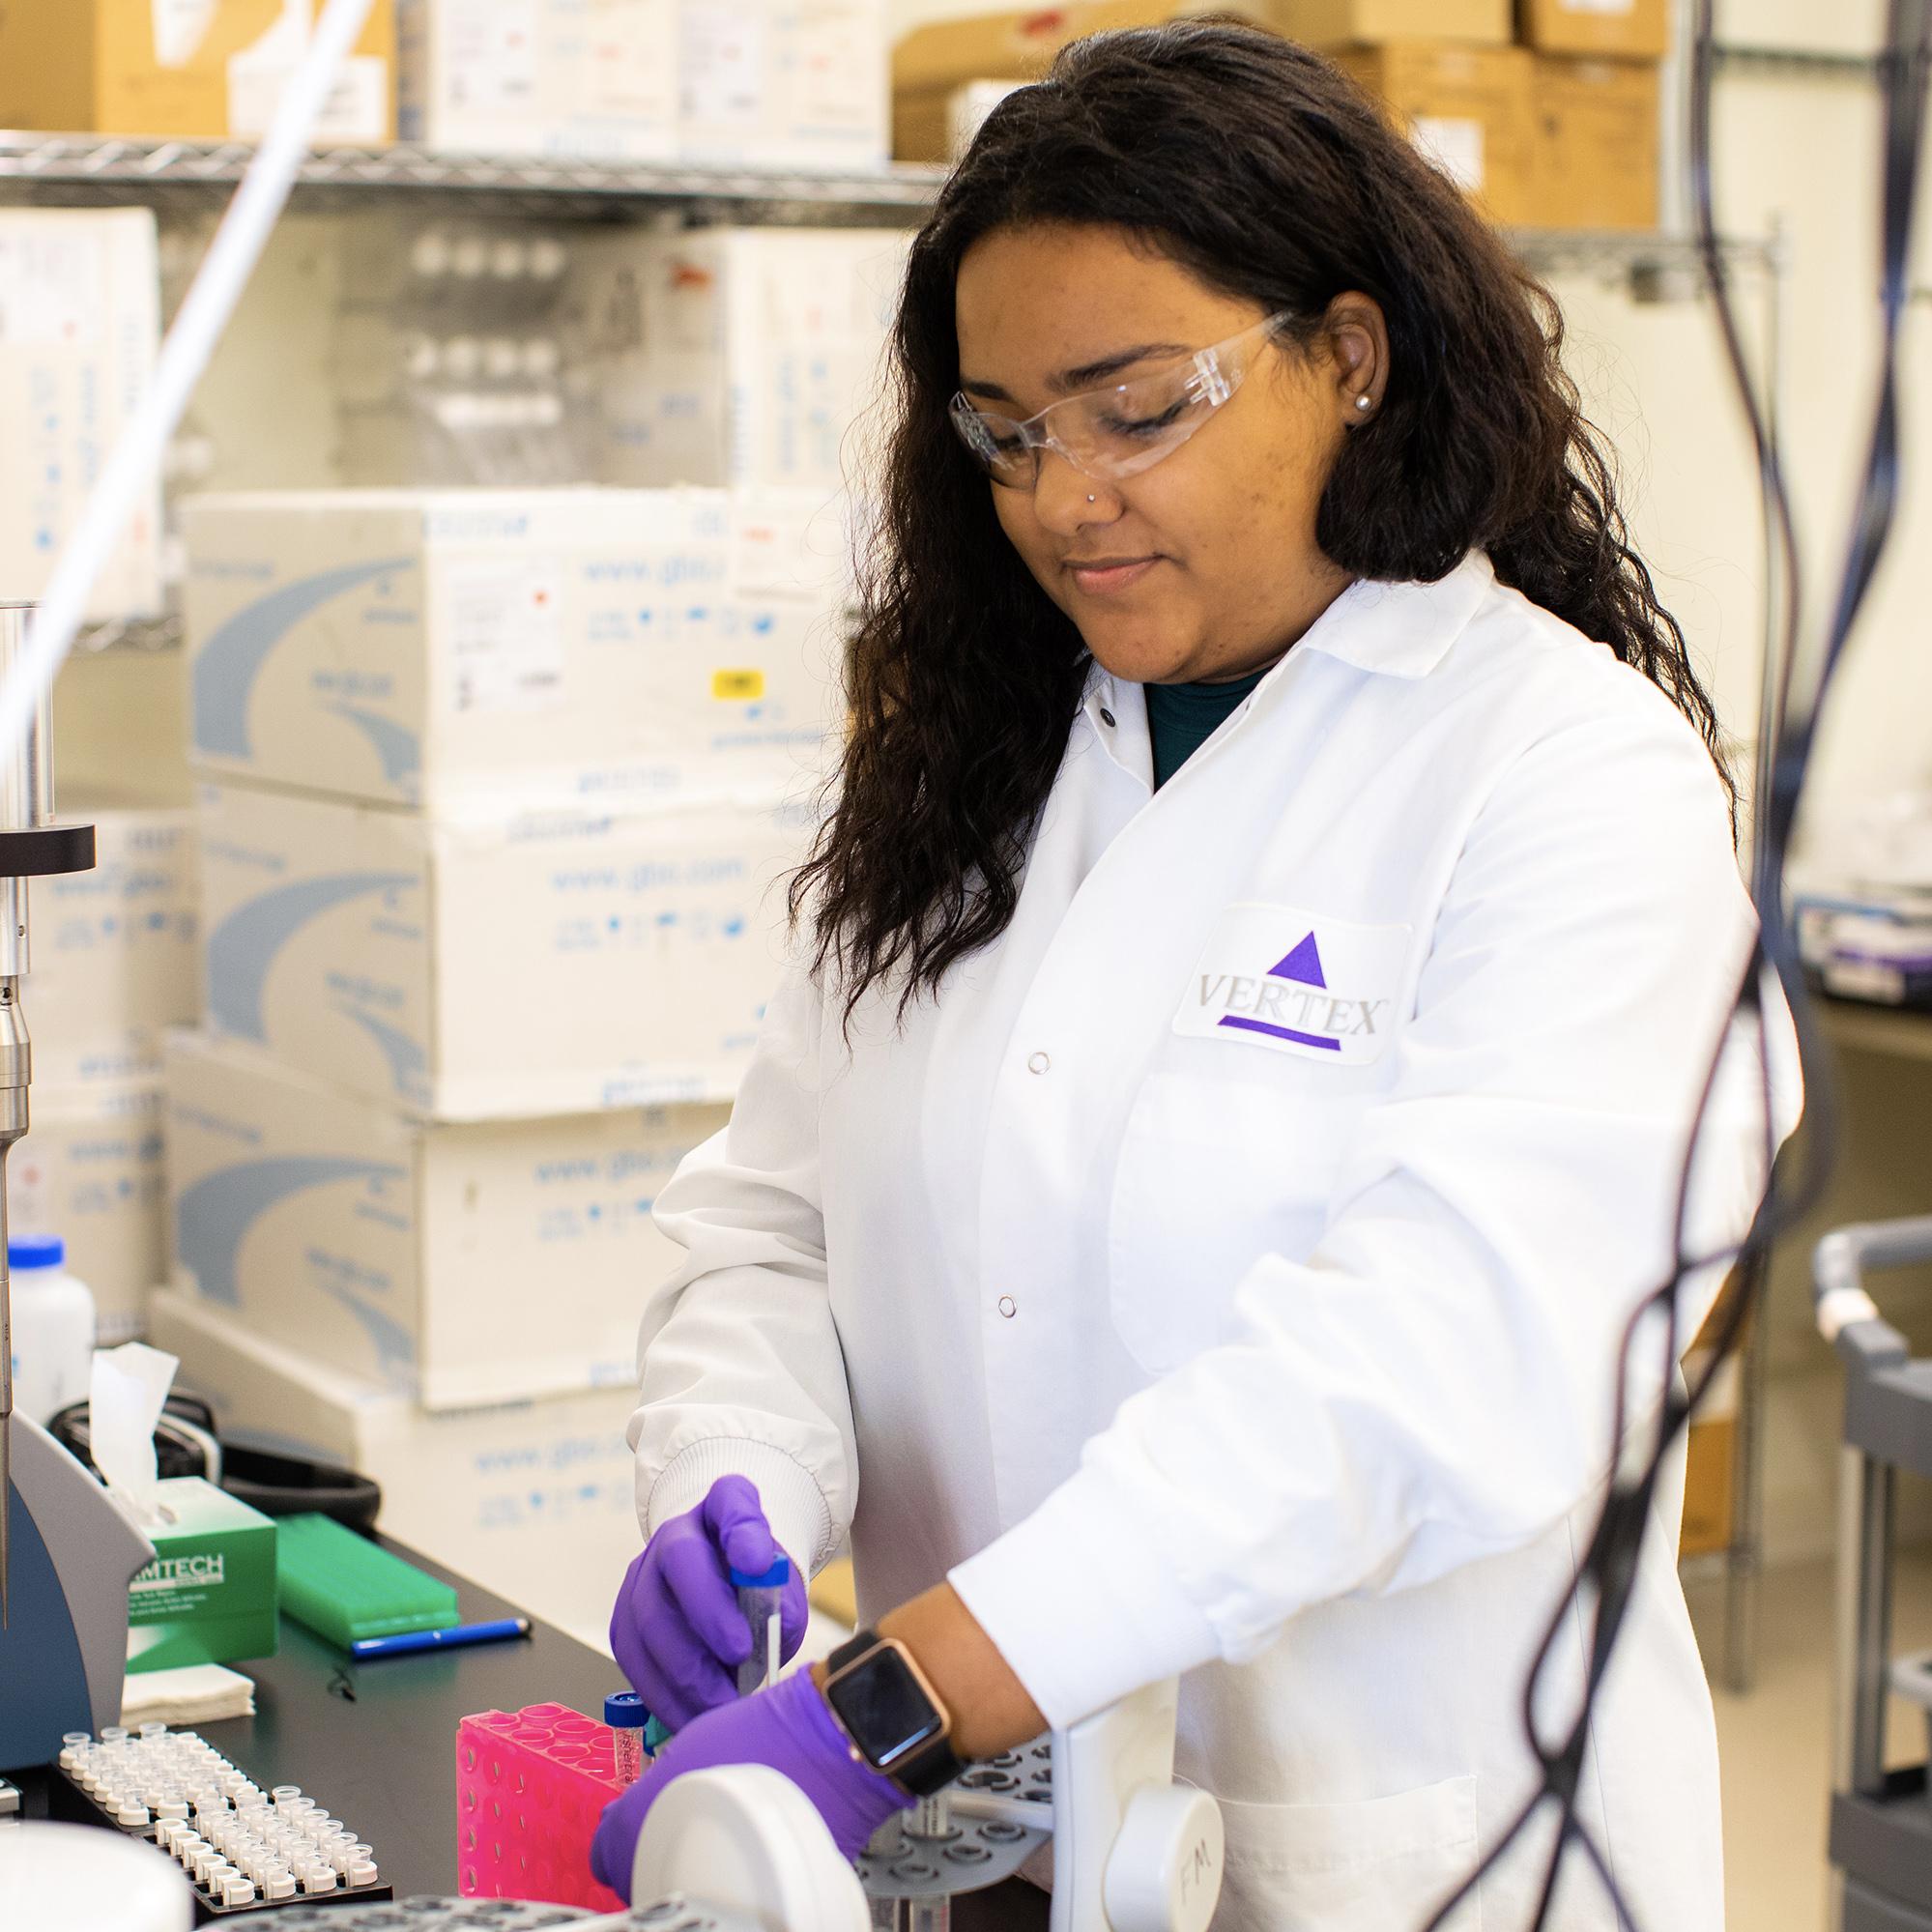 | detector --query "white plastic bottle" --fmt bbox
[8,1233,95,1426]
